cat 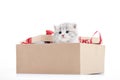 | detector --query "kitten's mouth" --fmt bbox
[62,36,65,38]
[61,35,65,38]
